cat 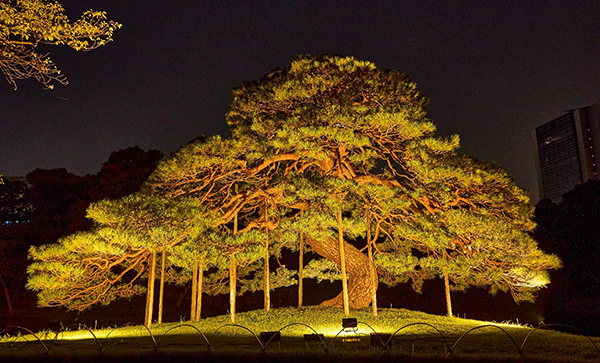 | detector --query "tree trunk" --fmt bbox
[195,262,203,319]
[0,272,14,315]
[444,270,453,317]
[367,220,378,316]
[158,248,166,324]
[191,262,198,321]
[304,234,377,309]
[298,233,304,308]
[337,210,350,315]
[145,251,157,327]
[229,256,237,323]
[230,202,238,324]
[264,227,271,312]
